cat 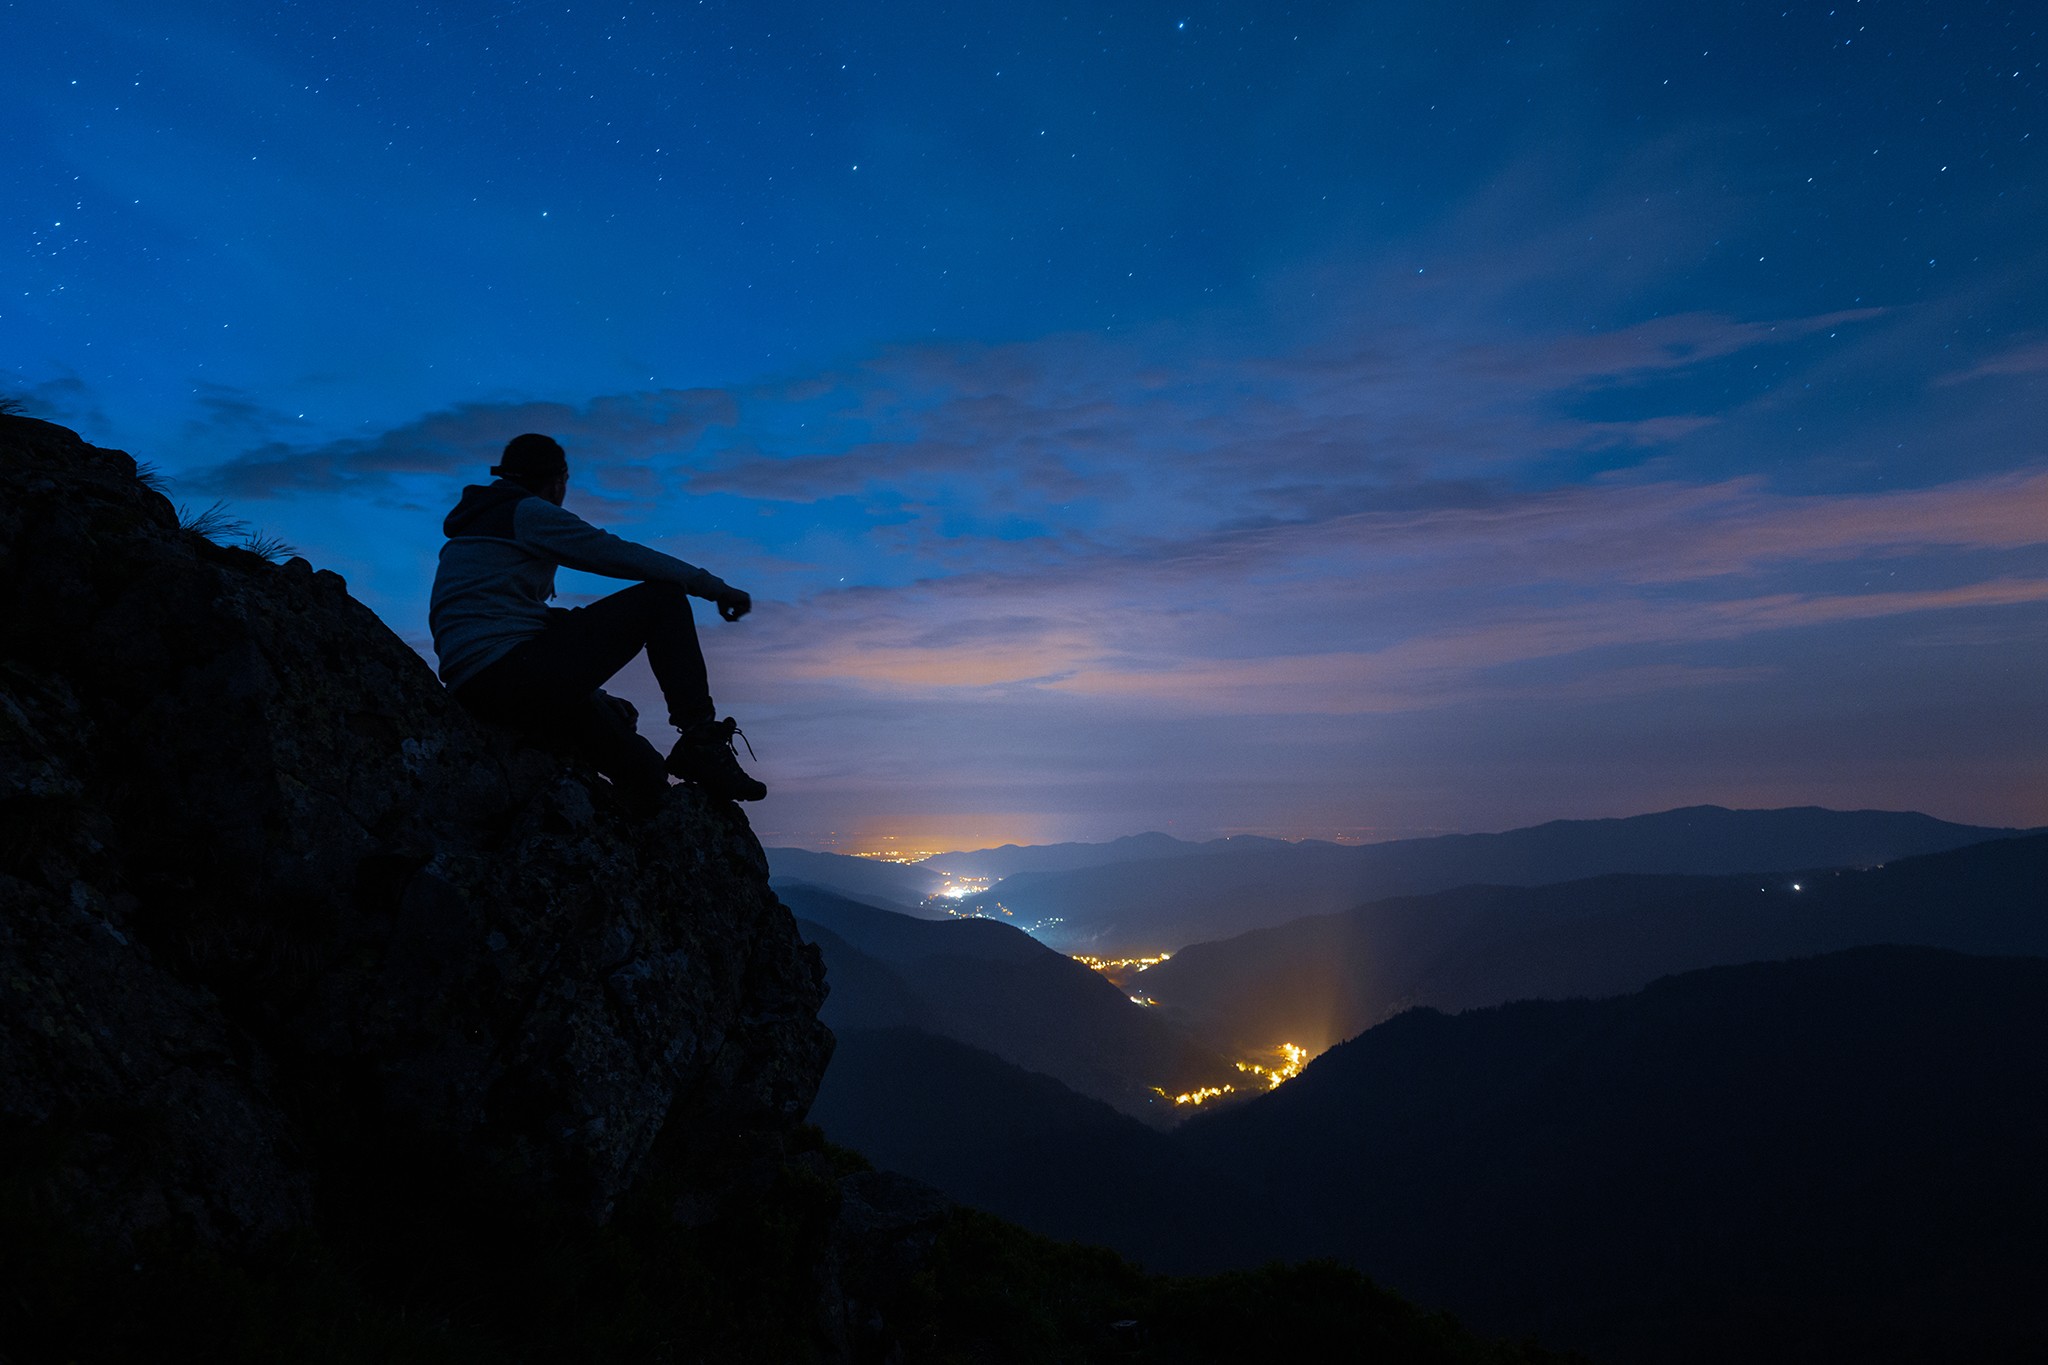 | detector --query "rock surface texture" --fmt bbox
[0,415,833,1251]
